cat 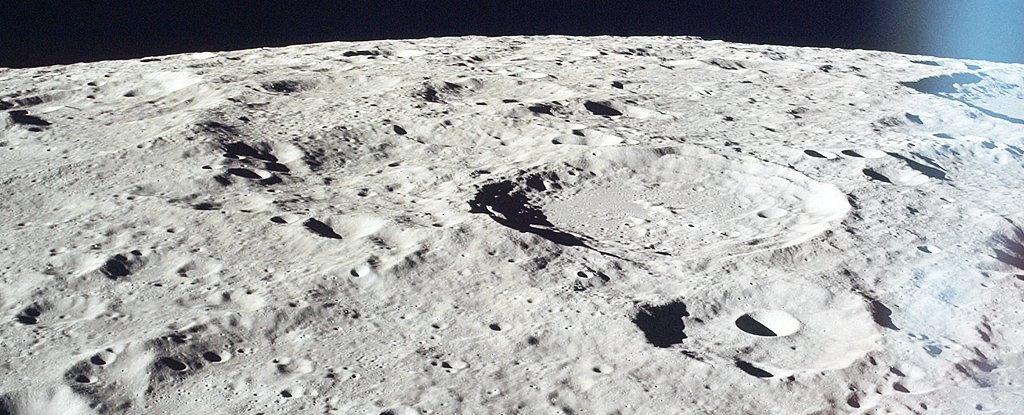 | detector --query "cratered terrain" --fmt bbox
[1,36,1023,414]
